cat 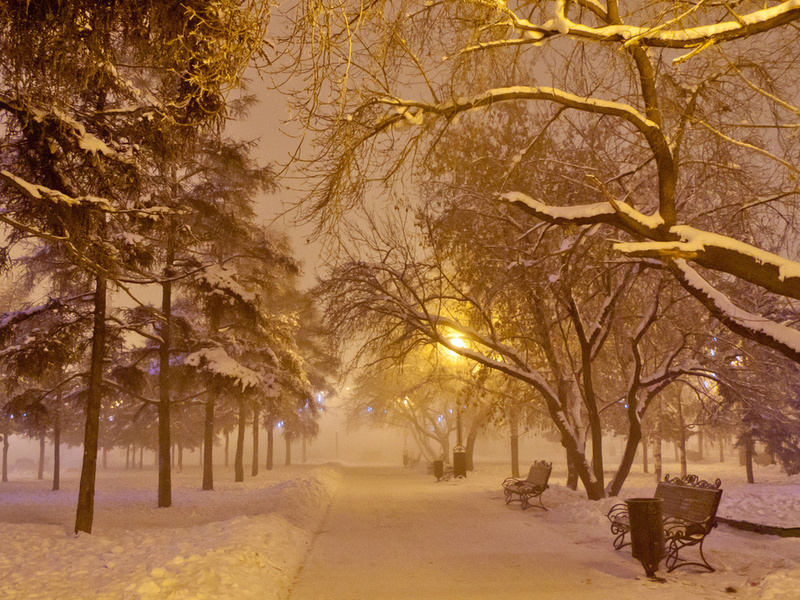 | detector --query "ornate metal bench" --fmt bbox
[607,474,723,572]
[502,460,552,511]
